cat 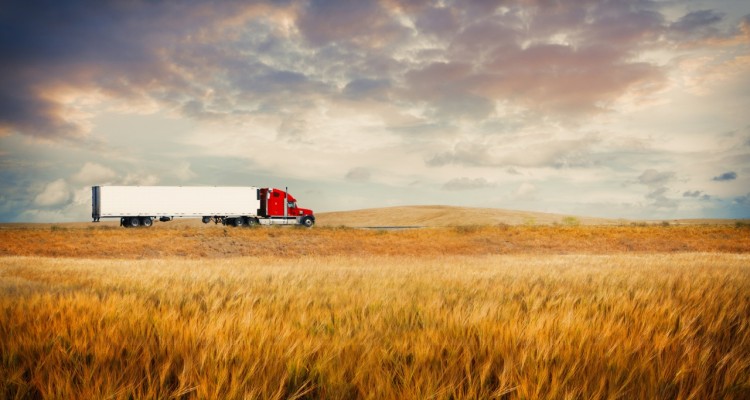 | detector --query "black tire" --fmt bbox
[244,217,258,227]
[202,216,211,224]
[141,217,153,227]
[301,216,314,228]
[232,218,244,227]
[127,217,140,228]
